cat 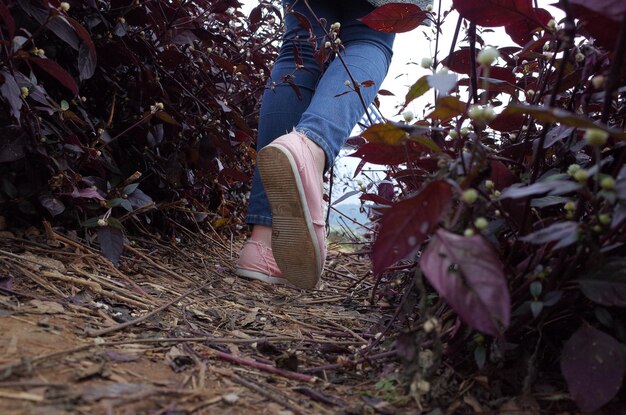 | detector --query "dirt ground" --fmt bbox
[0,224,419,415]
